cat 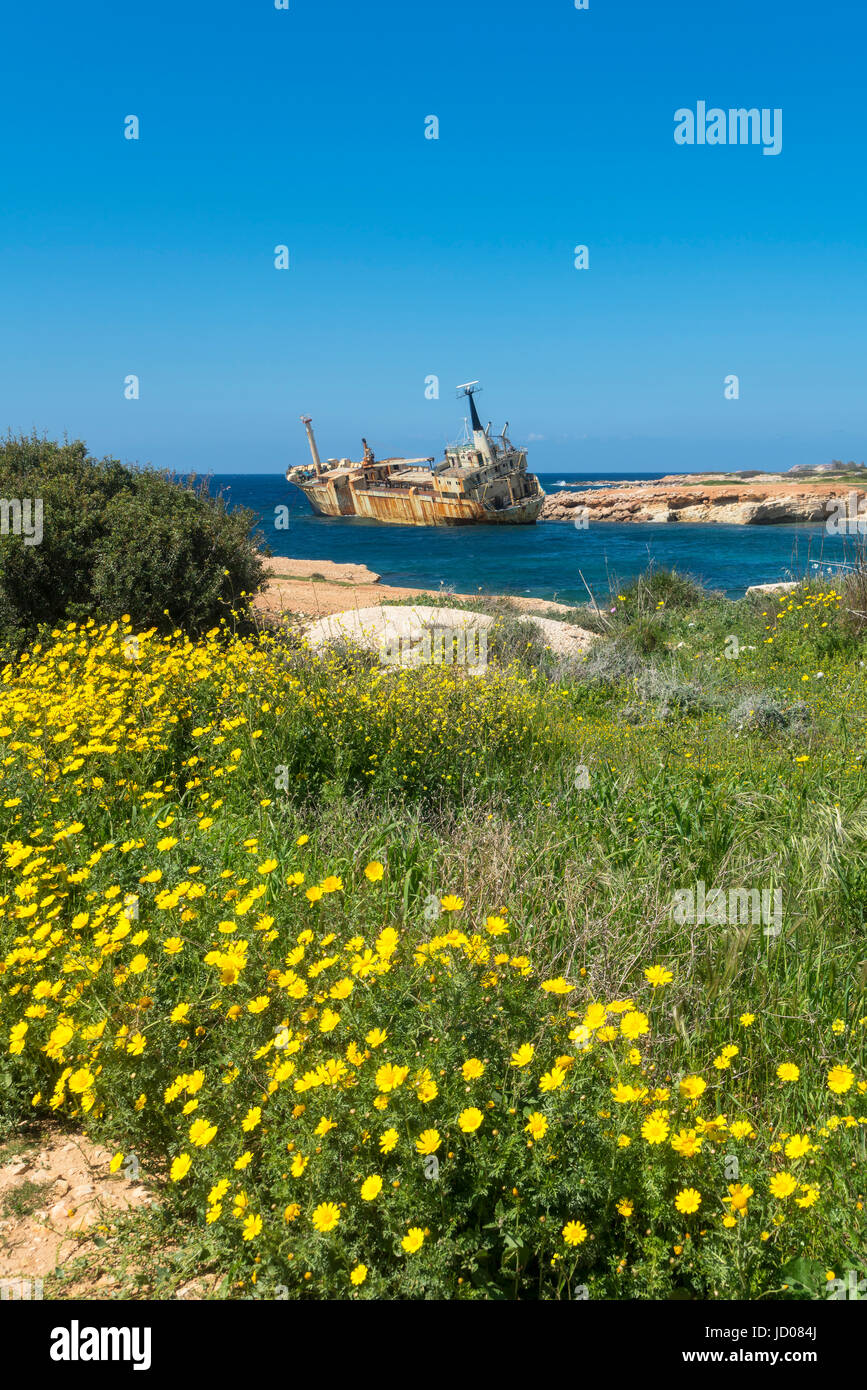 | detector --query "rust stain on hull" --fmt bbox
[302,484,543,526]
